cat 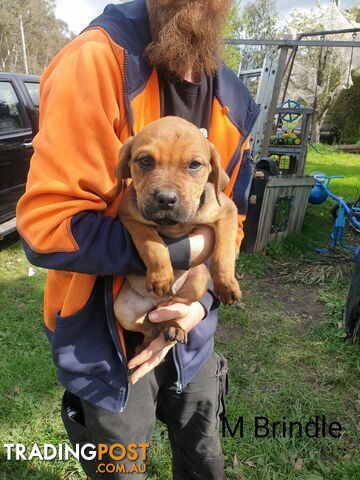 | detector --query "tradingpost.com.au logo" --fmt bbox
[3,442,150,475]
